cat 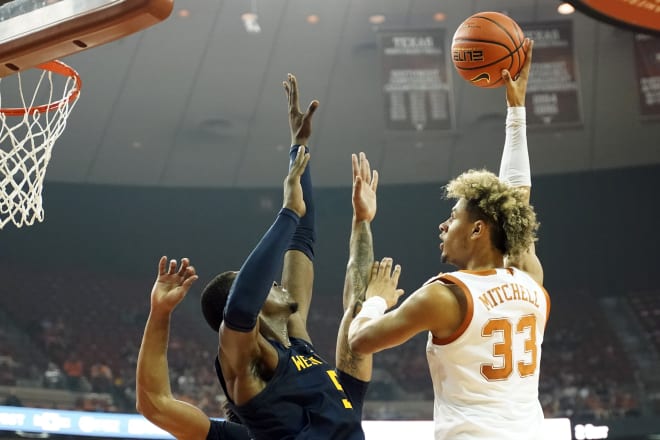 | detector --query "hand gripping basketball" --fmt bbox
[451,11,526,89]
